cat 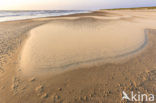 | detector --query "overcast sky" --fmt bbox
[0,0,156,10]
